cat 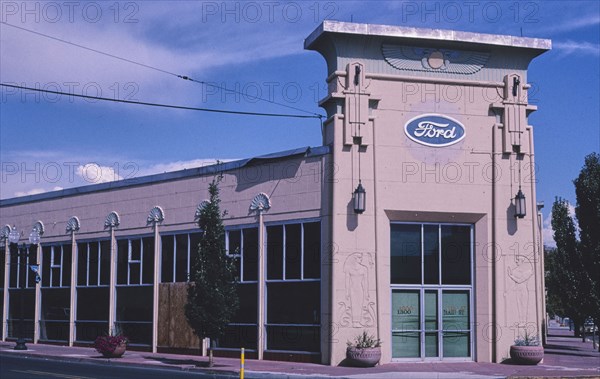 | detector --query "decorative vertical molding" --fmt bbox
[146,206,164,354]
[104,211,119,335]
[66,216,80,347]
[33,234,41,343]
[249,193,271,360]
[65,217,81,234]
[1,224,10,341]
